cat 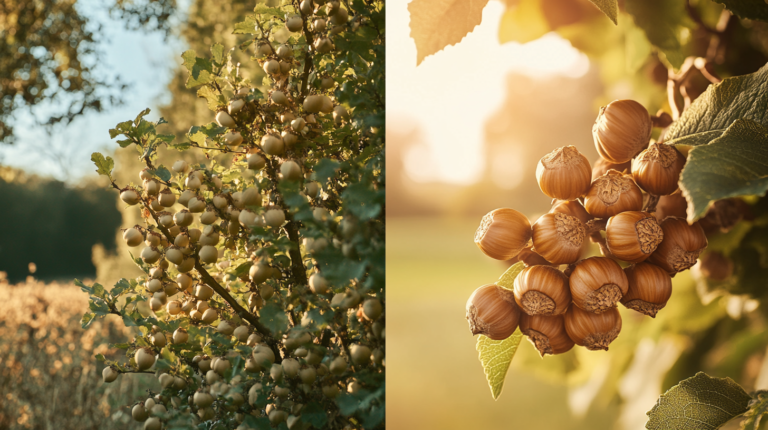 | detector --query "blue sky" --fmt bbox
[0,1,186,183]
